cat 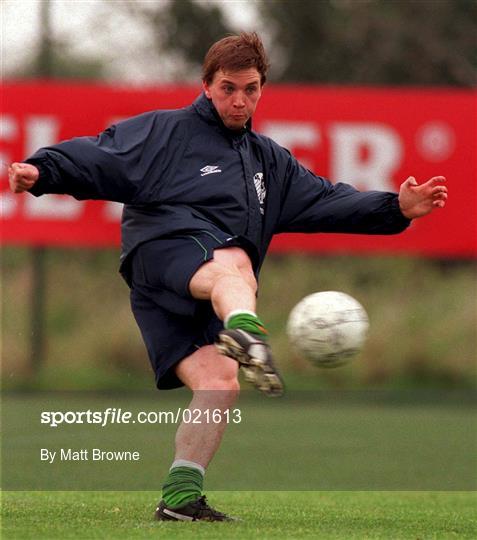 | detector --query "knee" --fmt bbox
[212,248,257,292]
[196,365,241,406]
[189,261,242,300]
[210,262,257,298]
[201,373,240,394]
[177,345,240,398]
[189,247,257,300]
[196,357,240,392]
[195,374,240,410]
